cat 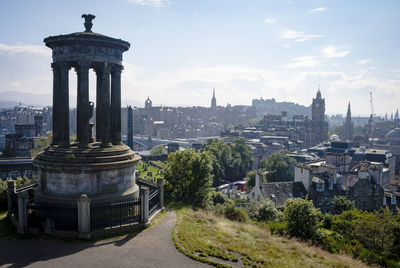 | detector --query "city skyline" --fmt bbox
[1,0,400,116]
